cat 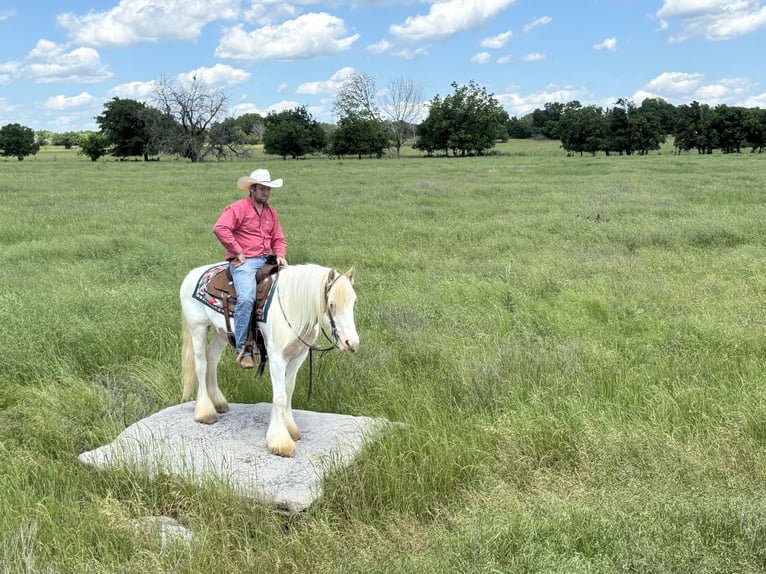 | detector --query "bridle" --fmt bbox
[275,272,346,399]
